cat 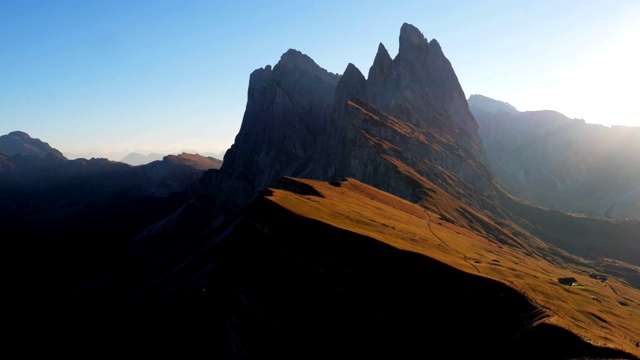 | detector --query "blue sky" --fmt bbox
[1,0,639,160]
